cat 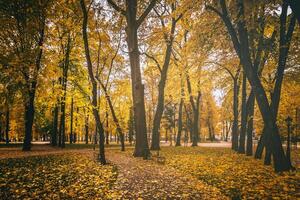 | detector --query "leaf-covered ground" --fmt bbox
[106,150,226,199]
[1,144,299,199]
[161,147,300,199]
[0,152,120,199]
